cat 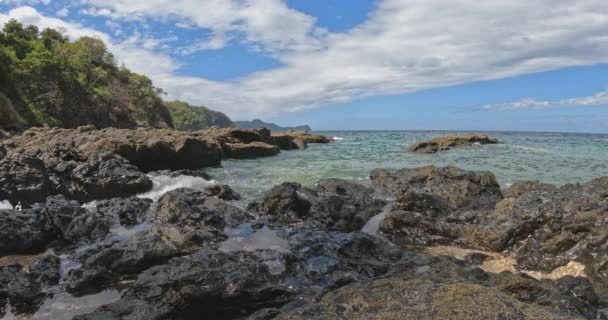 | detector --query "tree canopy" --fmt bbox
[0,19,172,130]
